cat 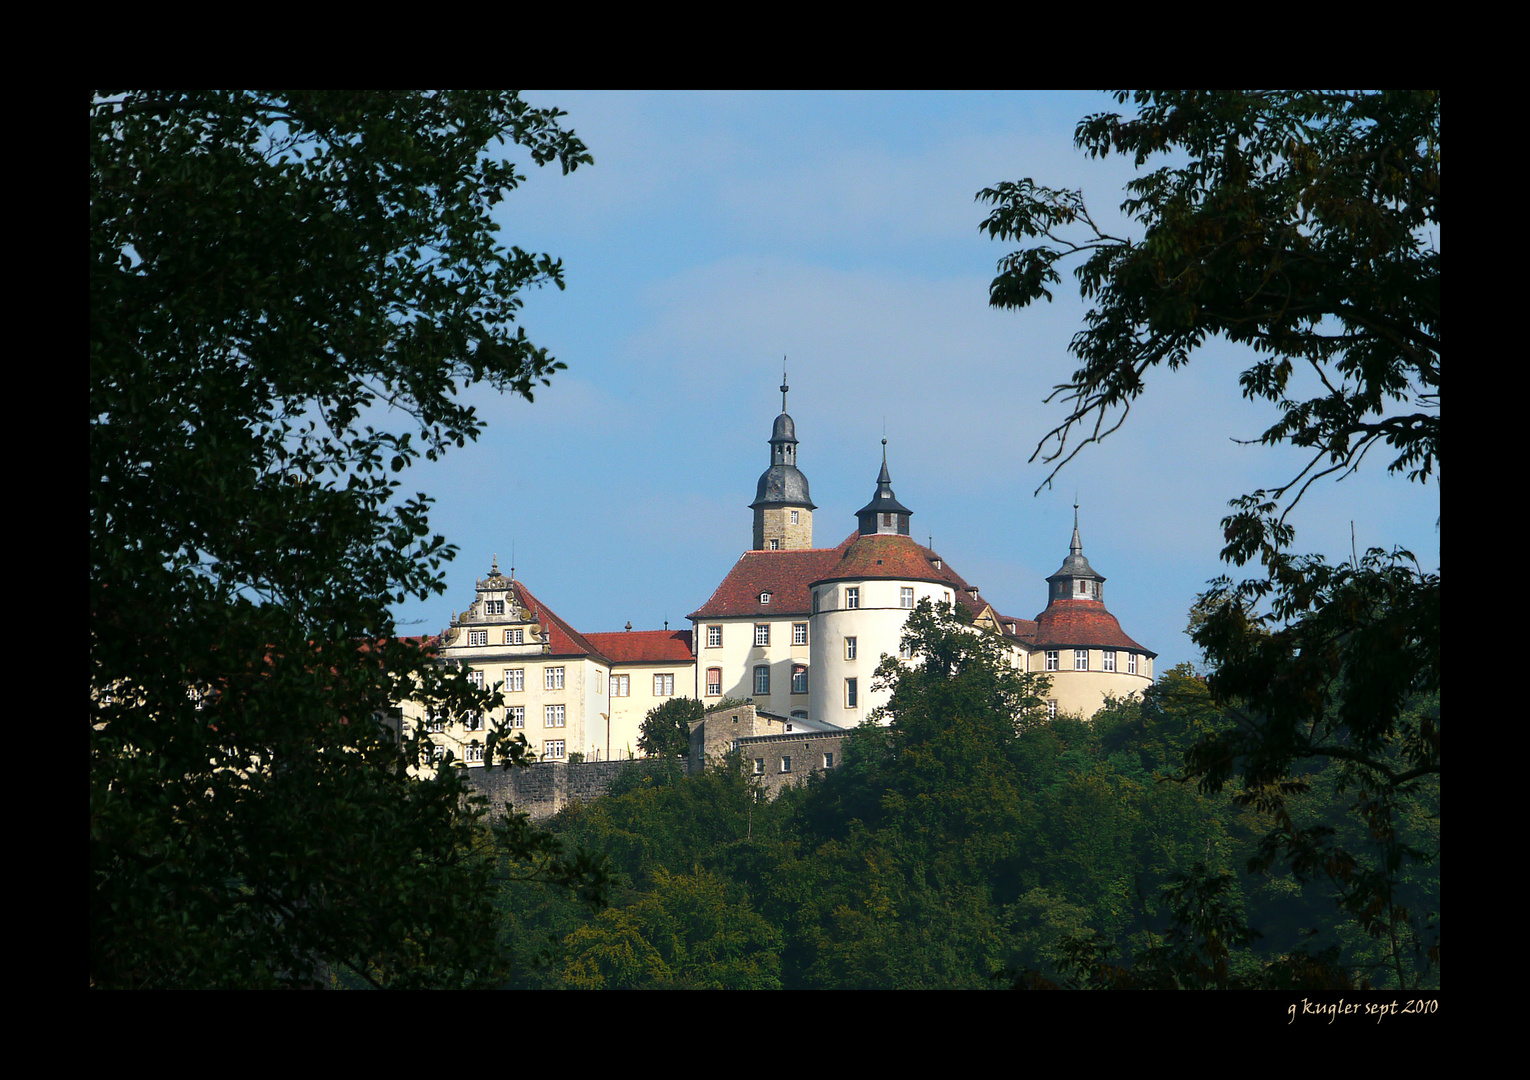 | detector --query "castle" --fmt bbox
[404,379,1155,773]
